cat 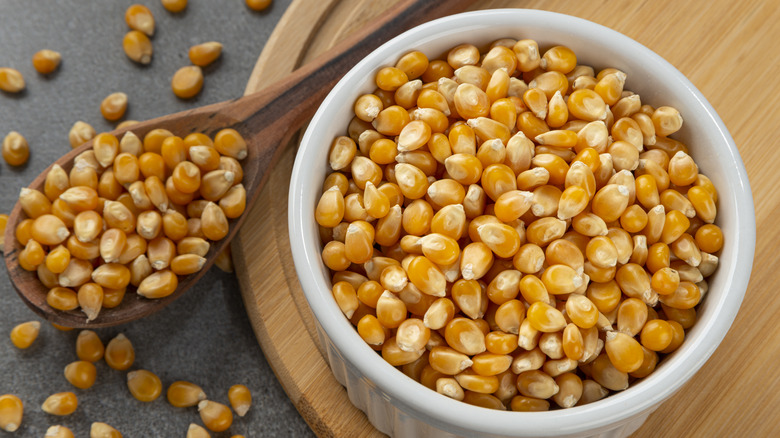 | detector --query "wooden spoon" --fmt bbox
[3,0,476,328]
